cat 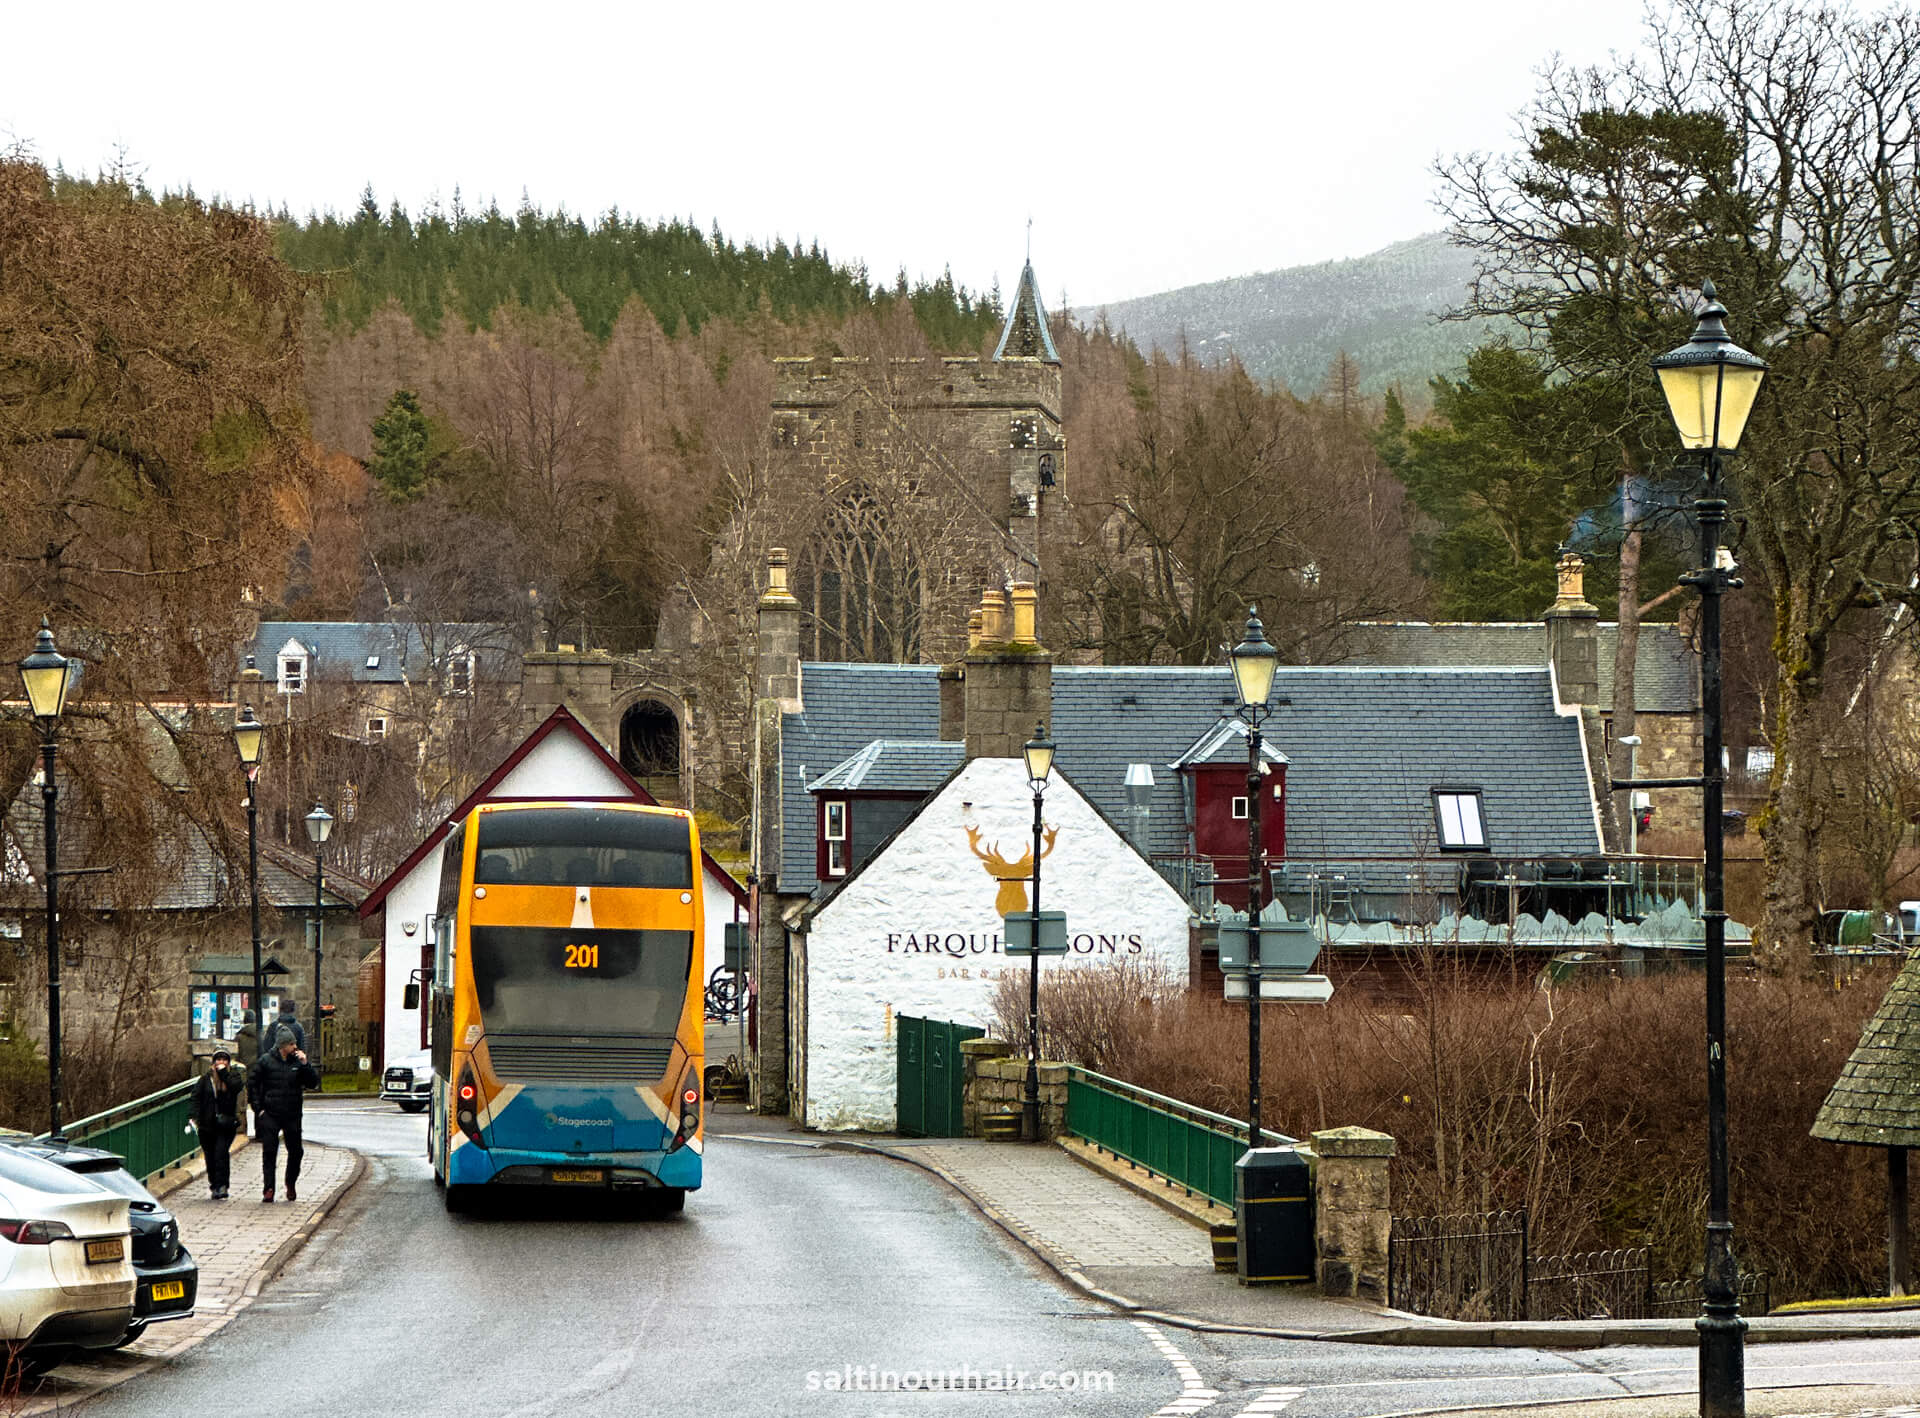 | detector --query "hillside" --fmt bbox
[1085,231,1500,396]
